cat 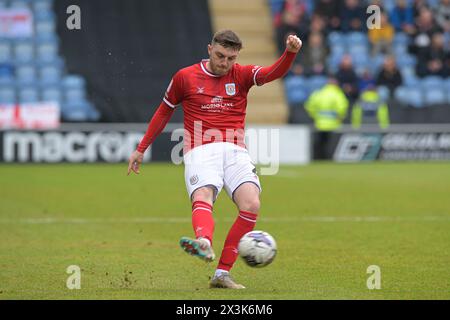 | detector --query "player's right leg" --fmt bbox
[179,186,216,262]
[180,143,225,263]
